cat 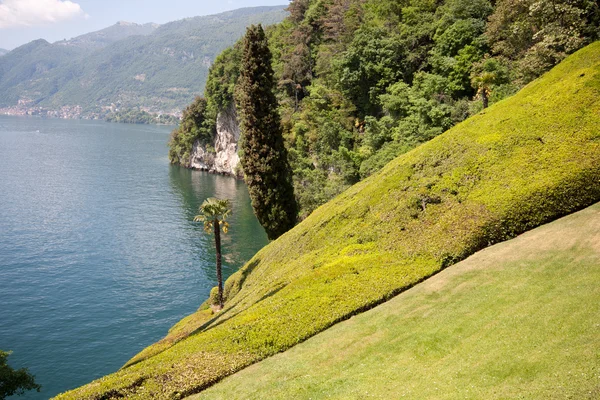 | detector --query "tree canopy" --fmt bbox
[181,0,599,219]
[168,96,215,166]
[0,350,41,399]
